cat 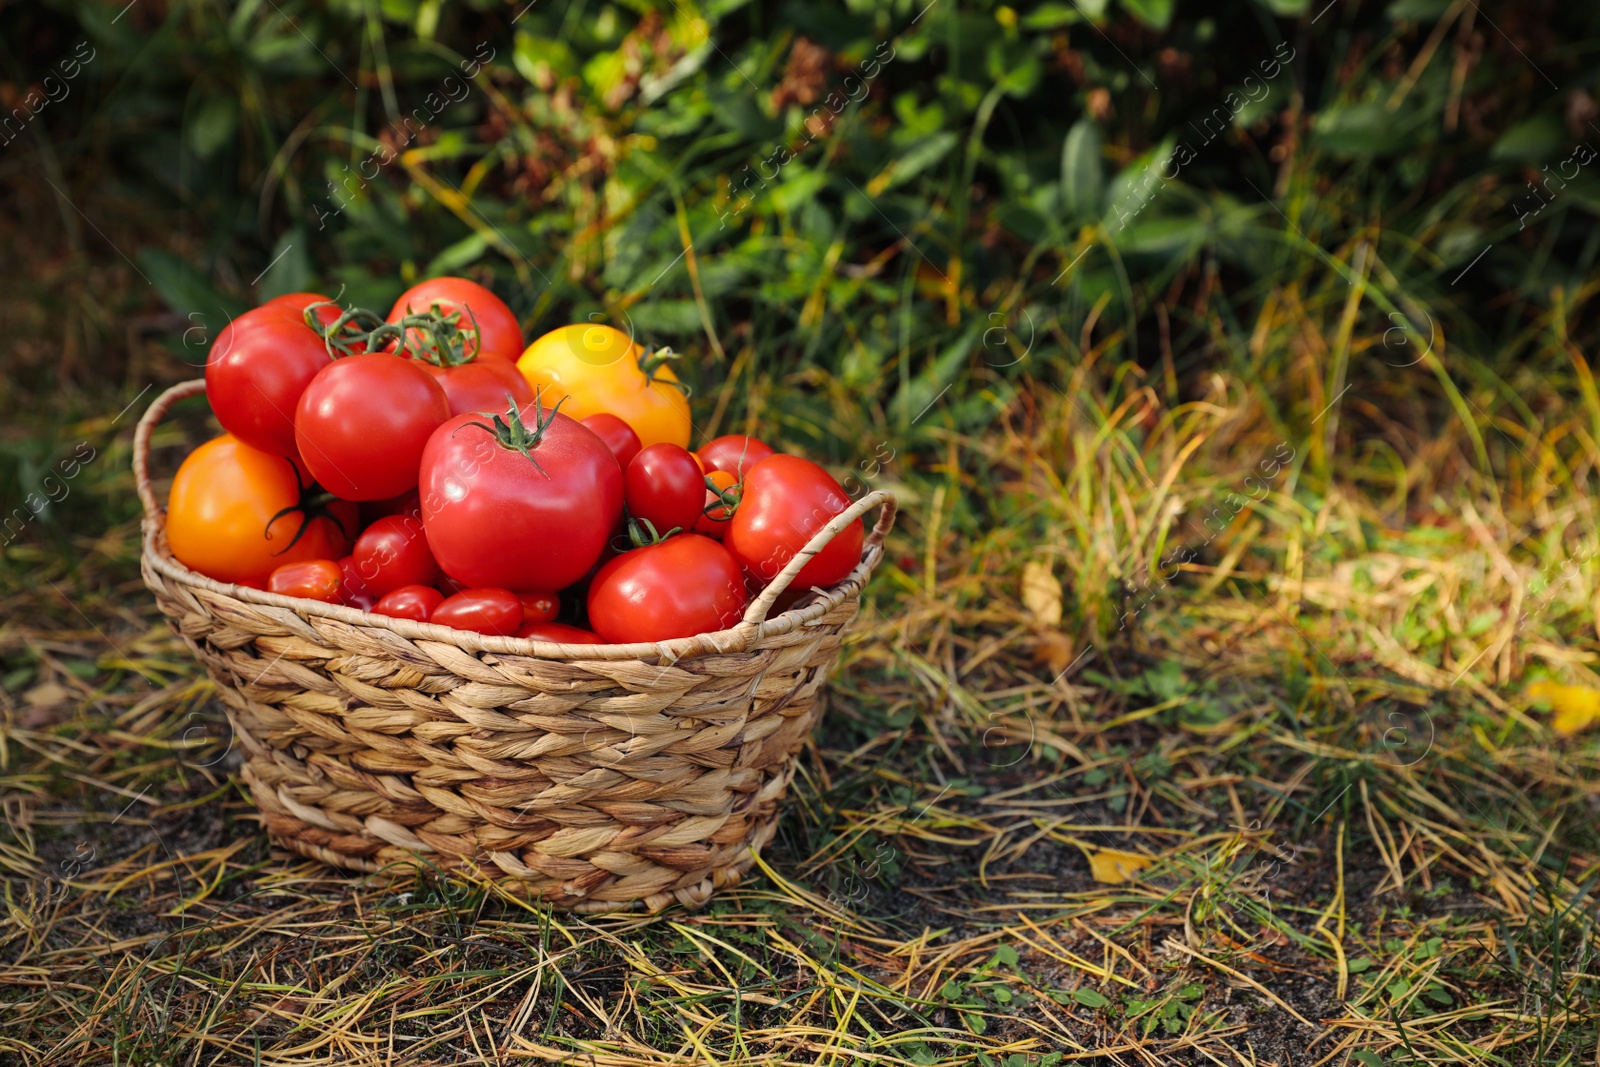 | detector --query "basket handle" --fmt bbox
[739,488,898,628]
[134,379,210,519]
